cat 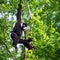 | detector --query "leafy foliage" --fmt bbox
[0,0,60,60]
